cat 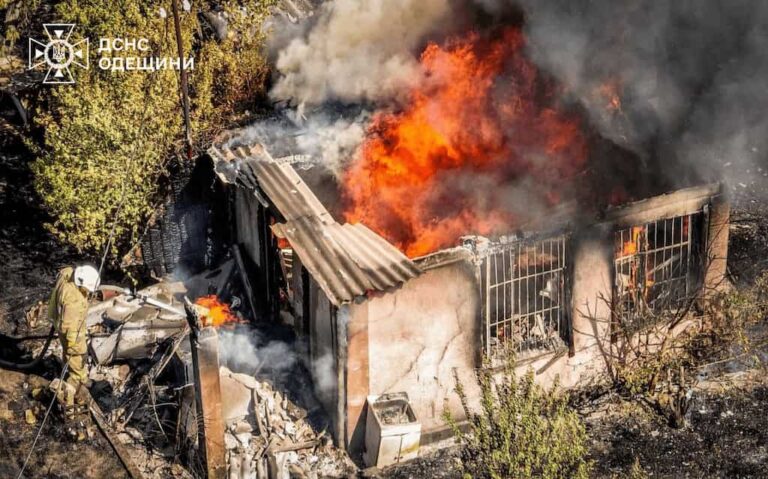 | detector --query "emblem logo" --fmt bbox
[29,24,89,84]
